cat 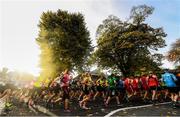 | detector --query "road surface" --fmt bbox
[0,96,179,116]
